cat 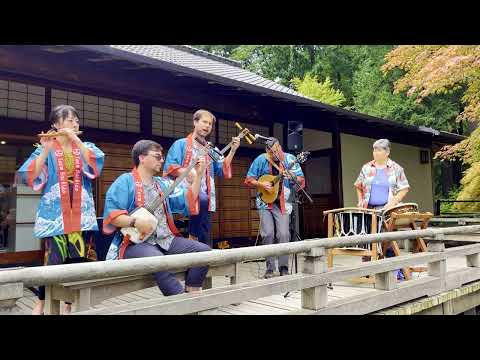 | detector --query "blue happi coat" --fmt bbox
[245,152,305,215]
[103,172,199,260]
[16,142,104,238]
